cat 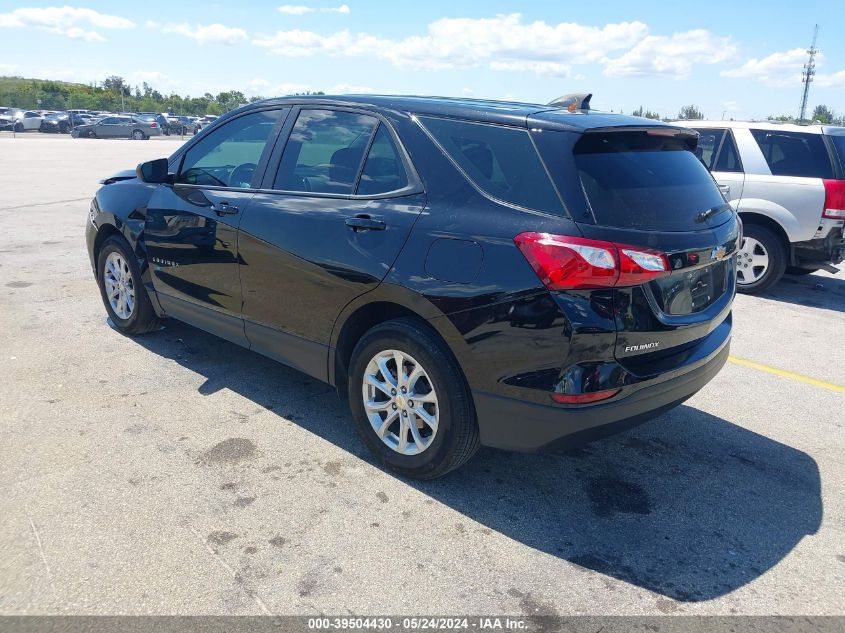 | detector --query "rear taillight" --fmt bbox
[514,232,670,290]
[149,122,158,128]
[823,179,845,219]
